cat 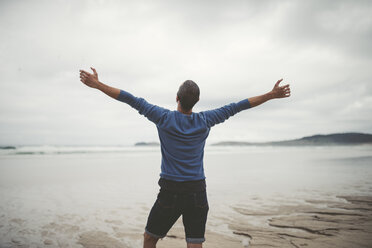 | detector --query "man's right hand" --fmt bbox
[80,67,100,89]
[270,79,291,99]
[247,78,291,108]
